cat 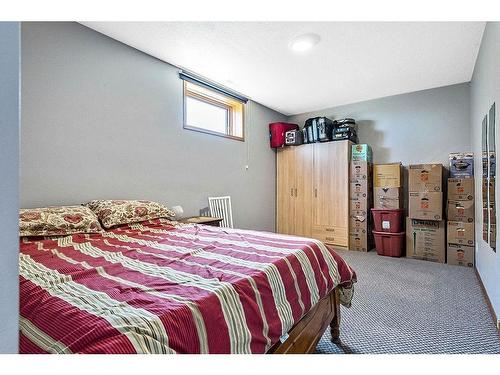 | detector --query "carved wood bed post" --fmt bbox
[330,288,341,343]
